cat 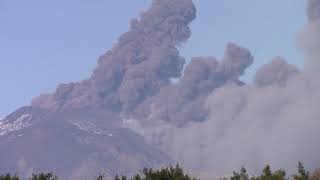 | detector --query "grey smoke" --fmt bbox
[132,42,253,126]
[254,57,300,87]
[124,0,320,177]
[30,0,320,177]
[32,0,254,126]
[308,0,320,21]
[32,0,196,112]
